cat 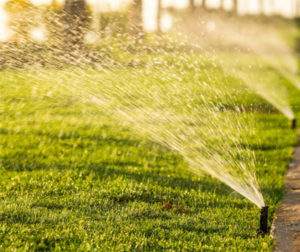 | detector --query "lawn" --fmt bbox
[0,48,300,251]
